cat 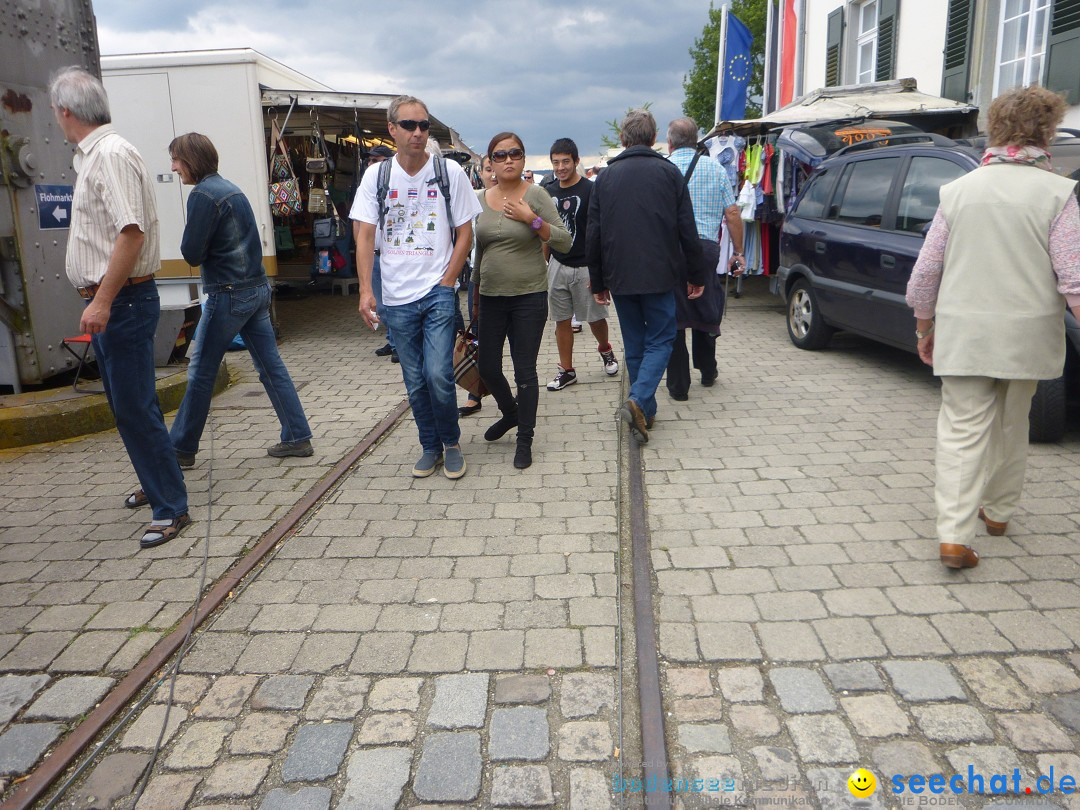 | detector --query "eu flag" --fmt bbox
[721,13,754,120]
